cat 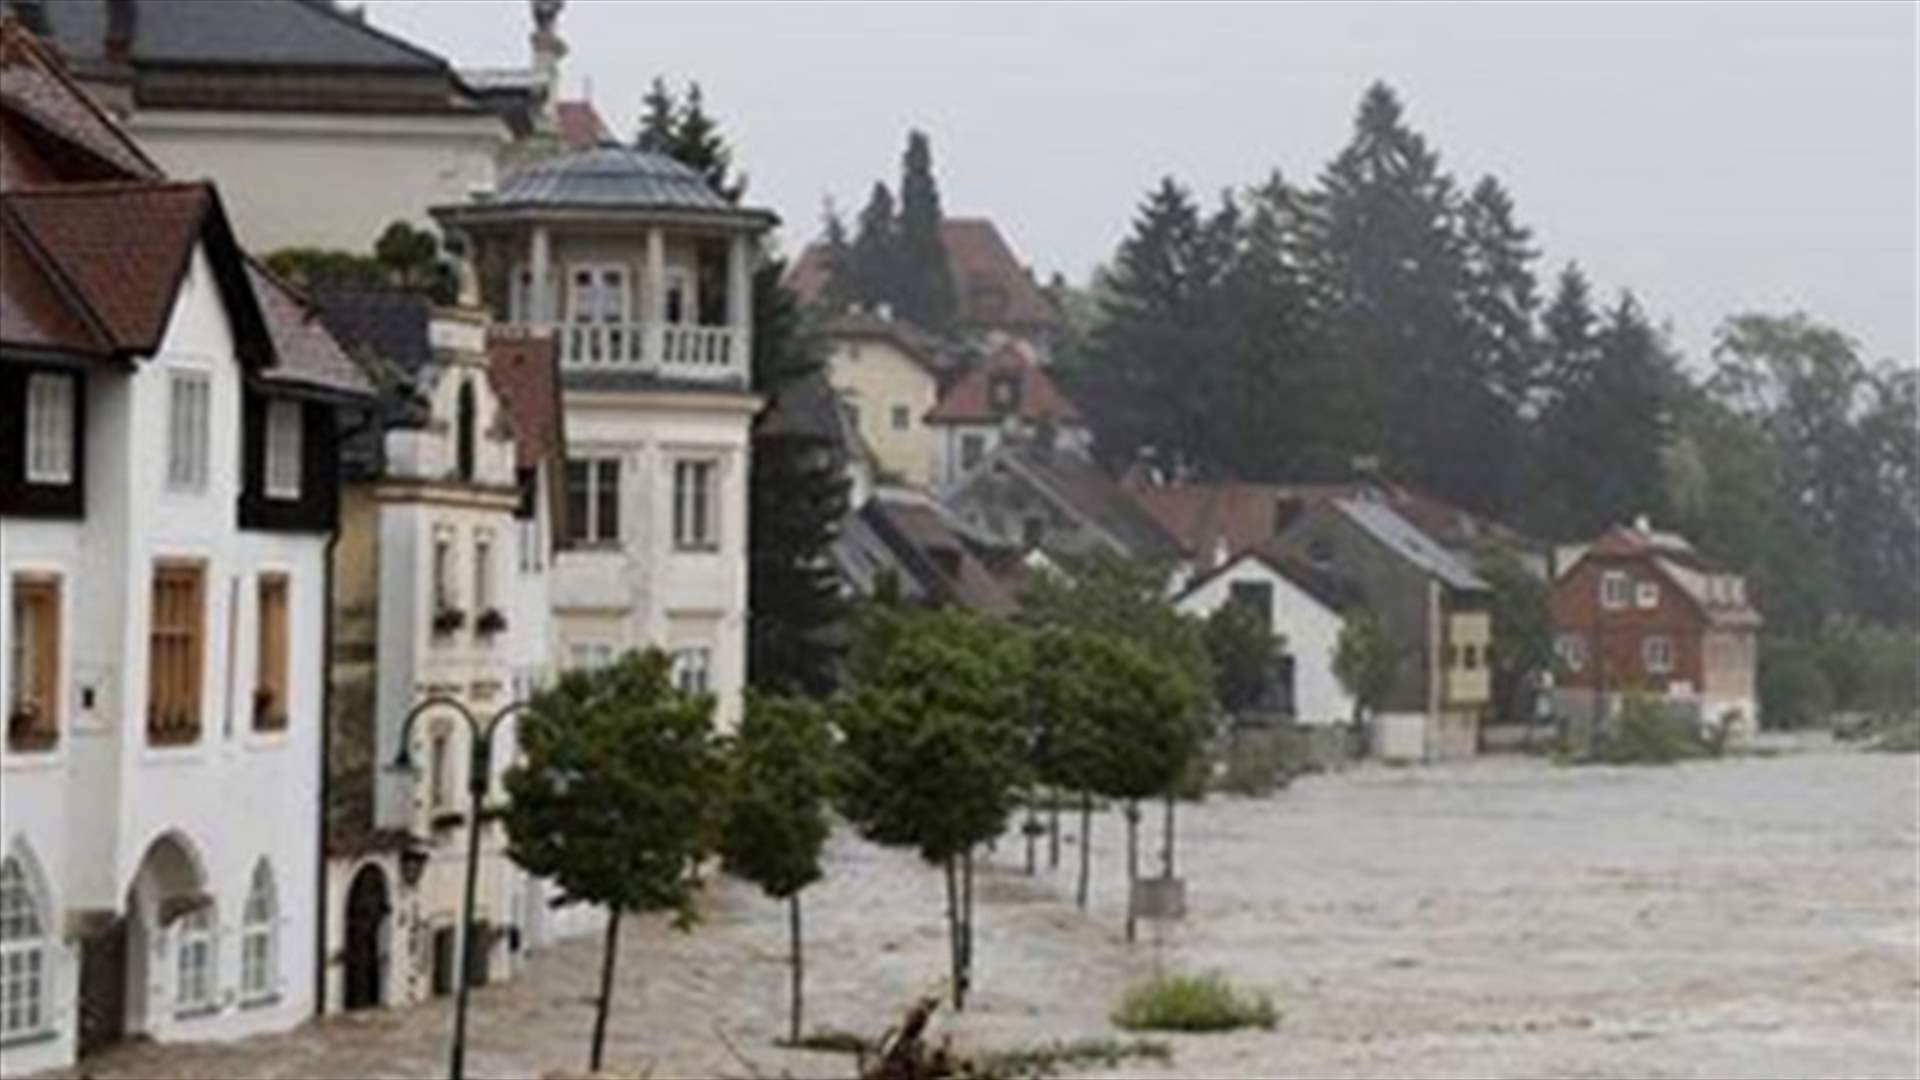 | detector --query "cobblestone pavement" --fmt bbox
[46,750,1920,1079]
